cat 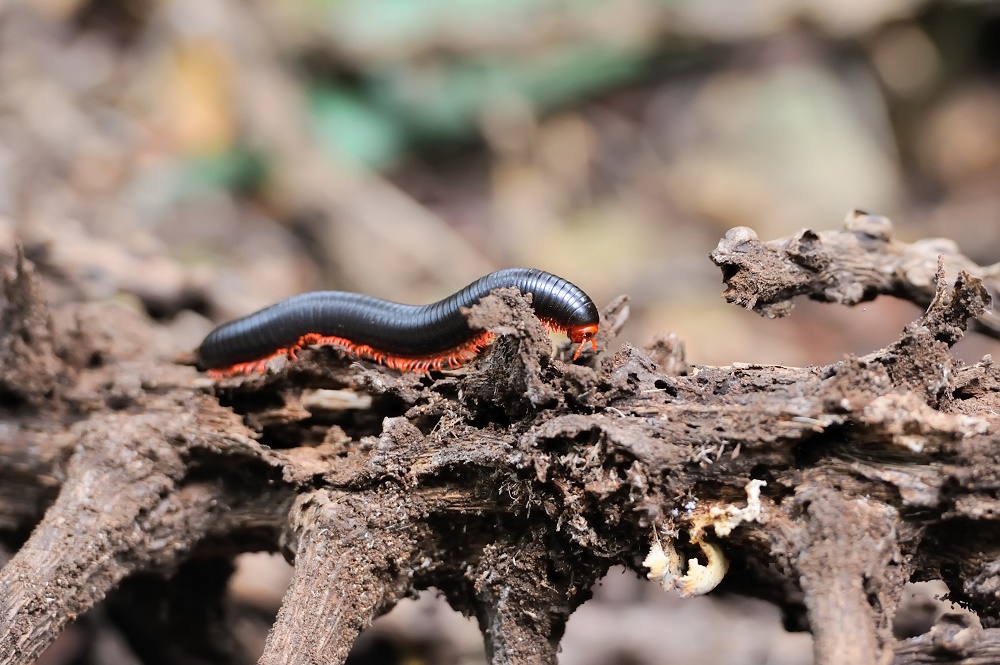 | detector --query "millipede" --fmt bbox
[197,268,600,378]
